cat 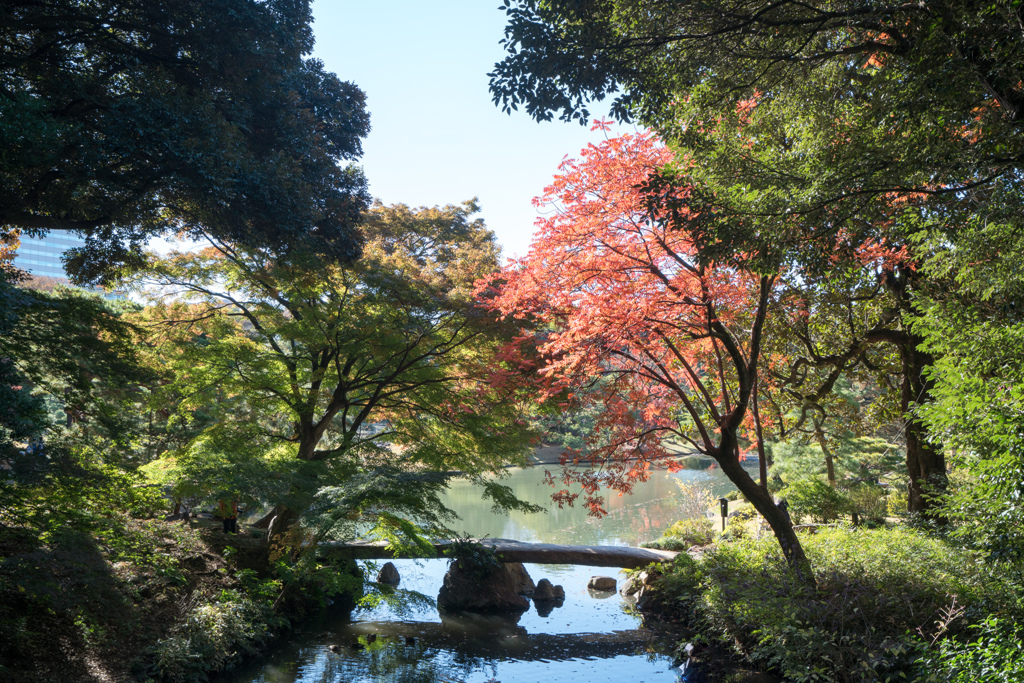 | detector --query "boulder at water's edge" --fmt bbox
[588,575,617,591]
[376,561,400,586]
[437,562,531,613]
[533,578,565,600]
